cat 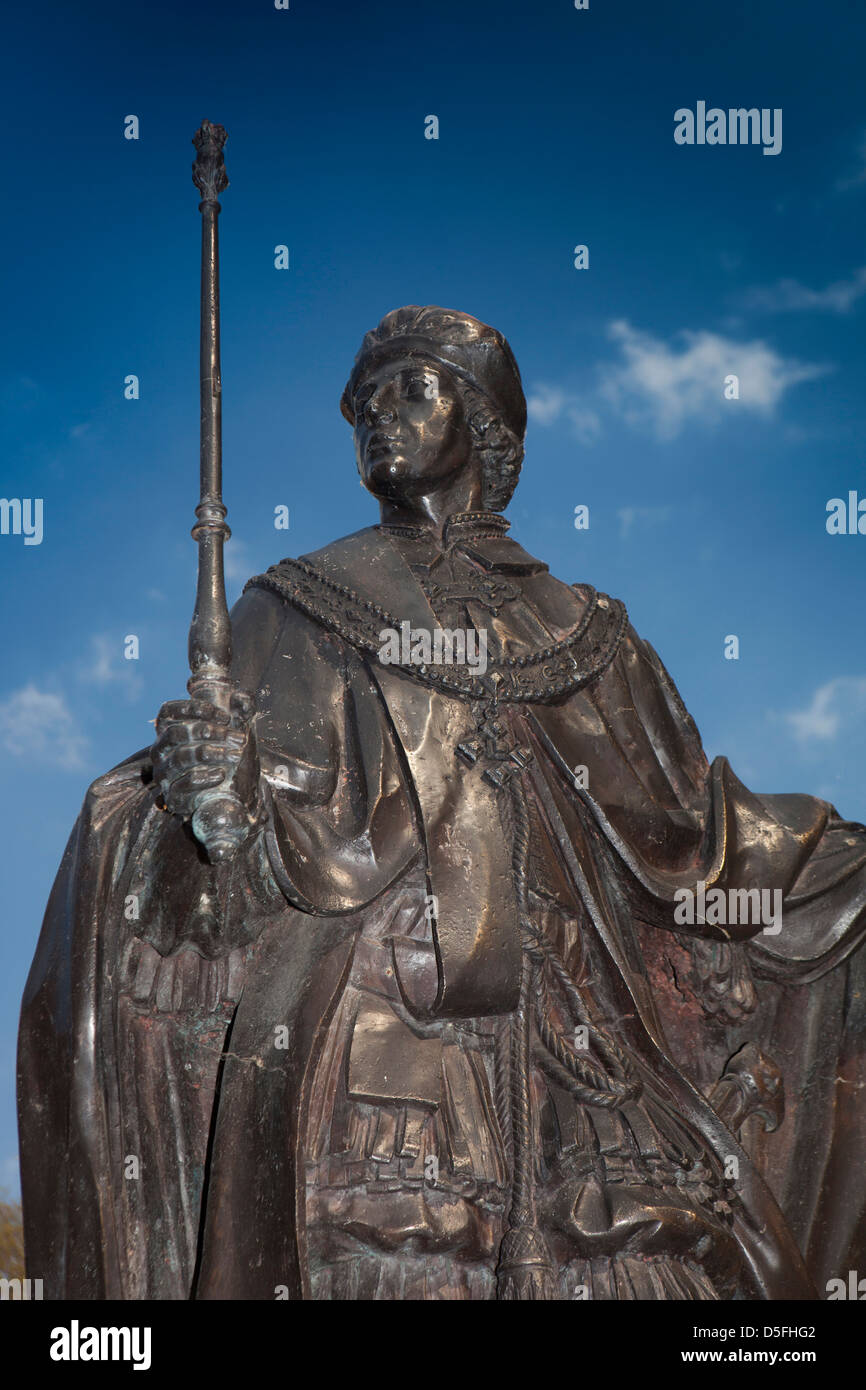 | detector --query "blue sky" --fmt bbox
[1,0,865,1198]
